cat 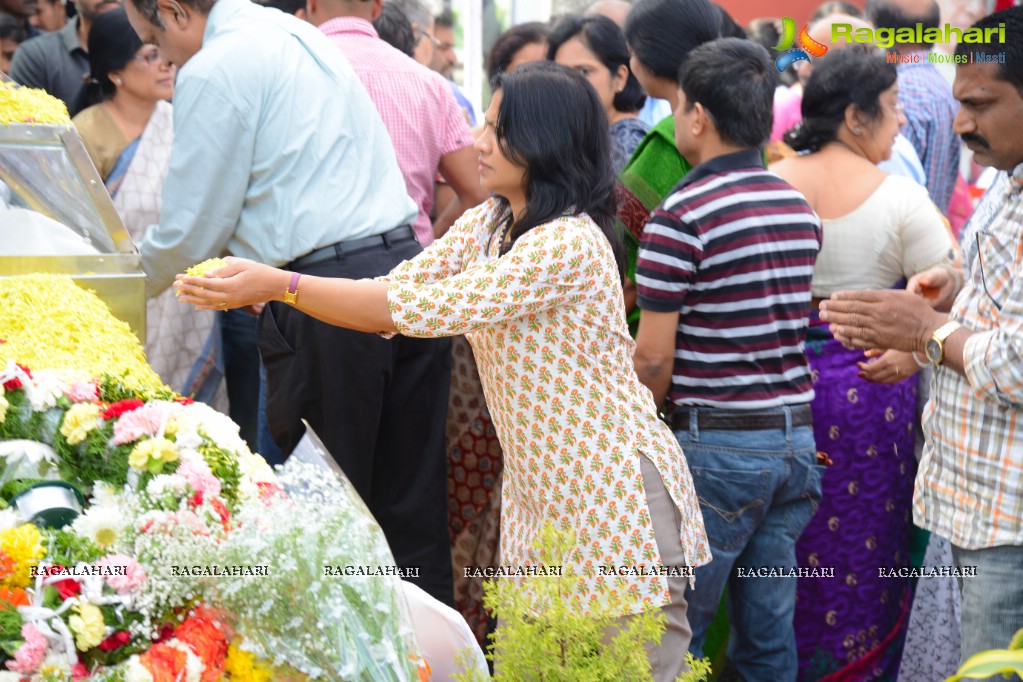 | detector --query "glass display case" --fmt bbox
[0,122,145,341]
